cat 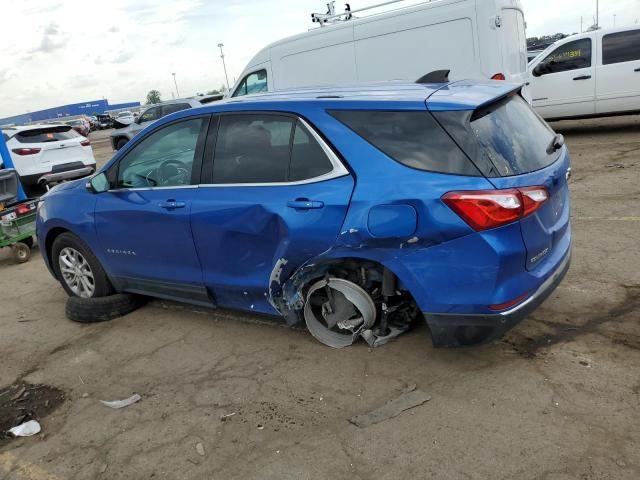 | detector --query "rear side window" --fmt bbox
[213,114,293,183]
[603,30,640,65]
[329,110,478,176]
[15,126,79,144]
[162,103,191,116]
[211,115,336,184]
[536,38,592,75]
[470,95,558,175]
[290,122,333,181]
